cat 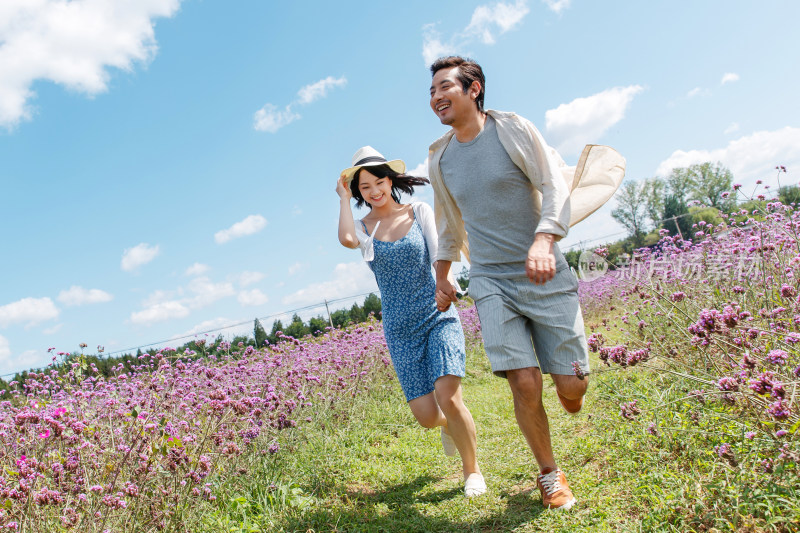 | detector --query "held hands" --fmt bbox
[435,278,459,312]
[526,233,556,285]
[336,174,352,201]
